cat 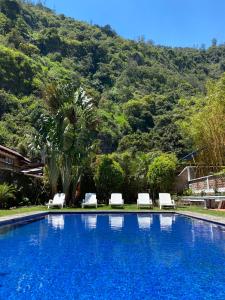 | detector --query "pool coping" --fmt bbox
[0,210,225,227]
[176,211,225,226]
[0,211,48,226]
